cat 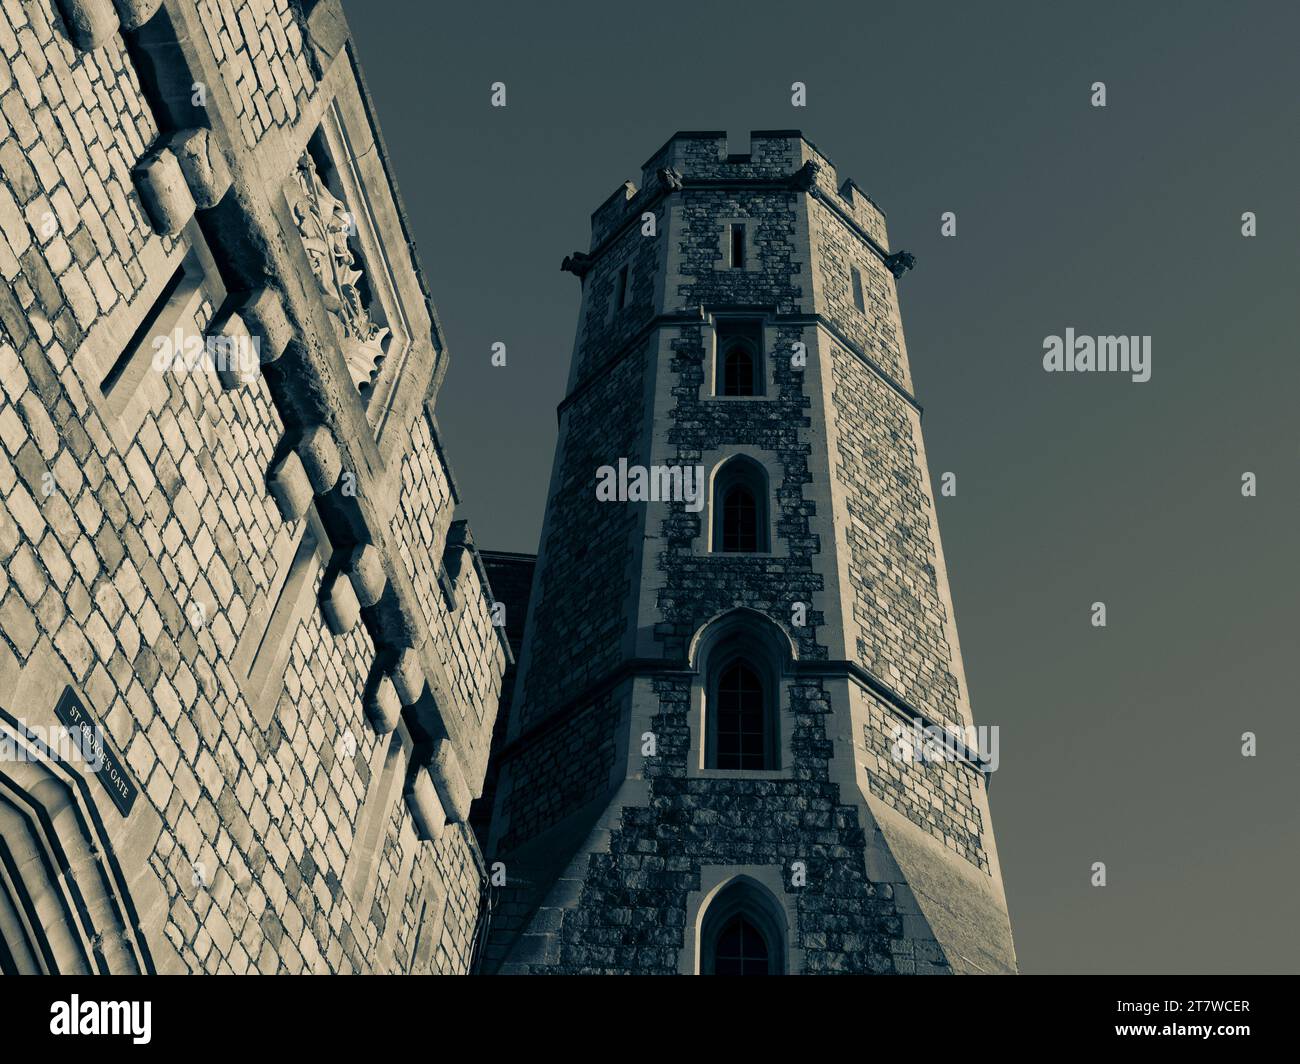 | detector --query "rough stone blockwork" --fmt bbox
[0,0,505,974]
[483,131,1016,975]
